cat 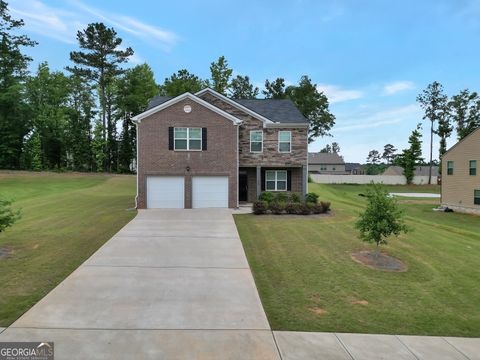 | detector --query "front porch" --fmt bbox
[239,166,308,203]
